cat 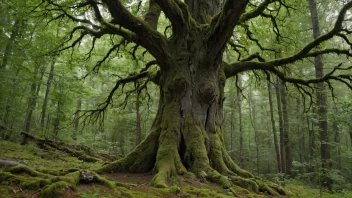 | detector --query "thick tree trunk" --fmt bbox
[309,0,332,190]
[96,1,288,195]
[98,48,287,195]
[267,81,281,172]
